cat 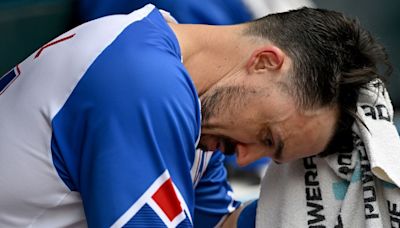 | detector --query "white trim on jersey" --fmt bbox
[173,183,193,224]
[110,170,191,228]
[191,149,213,187]
[214,191,237,227]
[201,151,213,178]
[226,191,237,213]
[110,170,170,228]
[191,149,202,185]
[147,197,186,228]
